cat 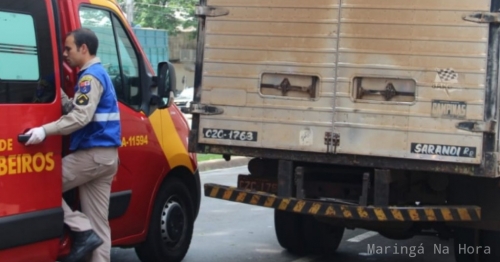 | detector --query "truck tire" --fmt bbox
[135,177,194,262]
[453,228,475,262]
[274,209,306,255]
[303,216,344,256]
[454,228,500,262]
